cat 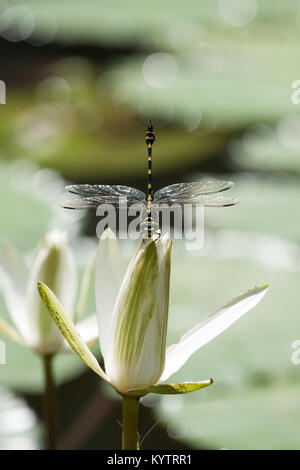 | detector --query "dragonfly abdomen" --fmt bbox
[145,121,155,238]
